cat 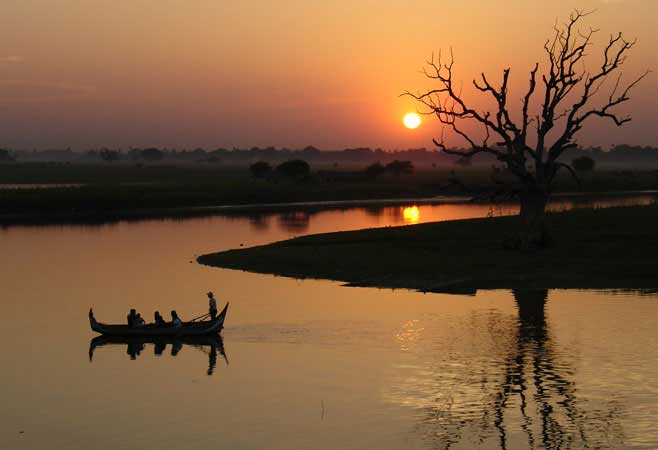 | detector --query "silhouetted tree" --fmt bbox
[406,11,647,248]
[385,160,414,176]
[0,148,15,162]
[250,161,272,179]
[572,155,596,174]
[276,159,310,179]
[99,148,120,163]
[140,148,164,162]
[364,162,386,179]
